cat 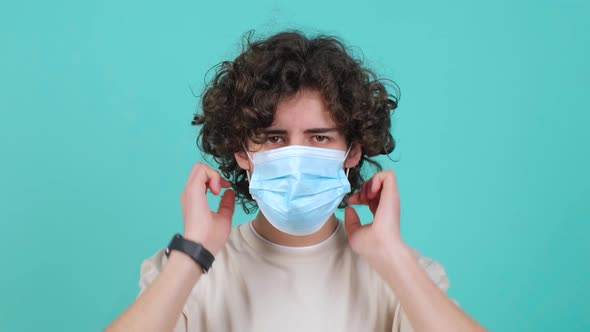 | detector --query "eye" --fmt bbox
[312,135,330,143]
[266,136,284,144]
